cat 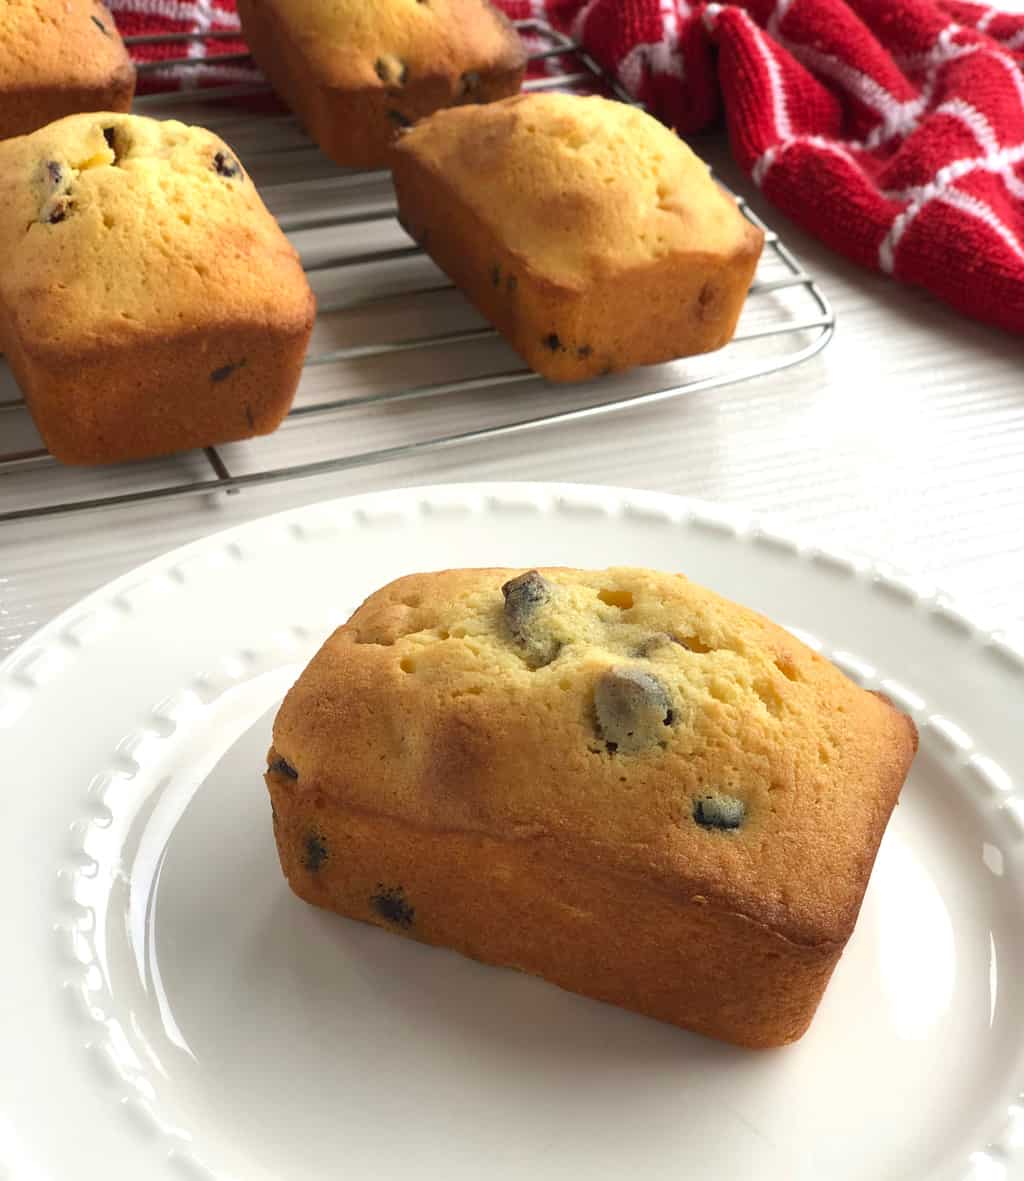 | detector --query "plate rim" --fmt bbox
[3,479,1024,1181]
[3,480,1023,688]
